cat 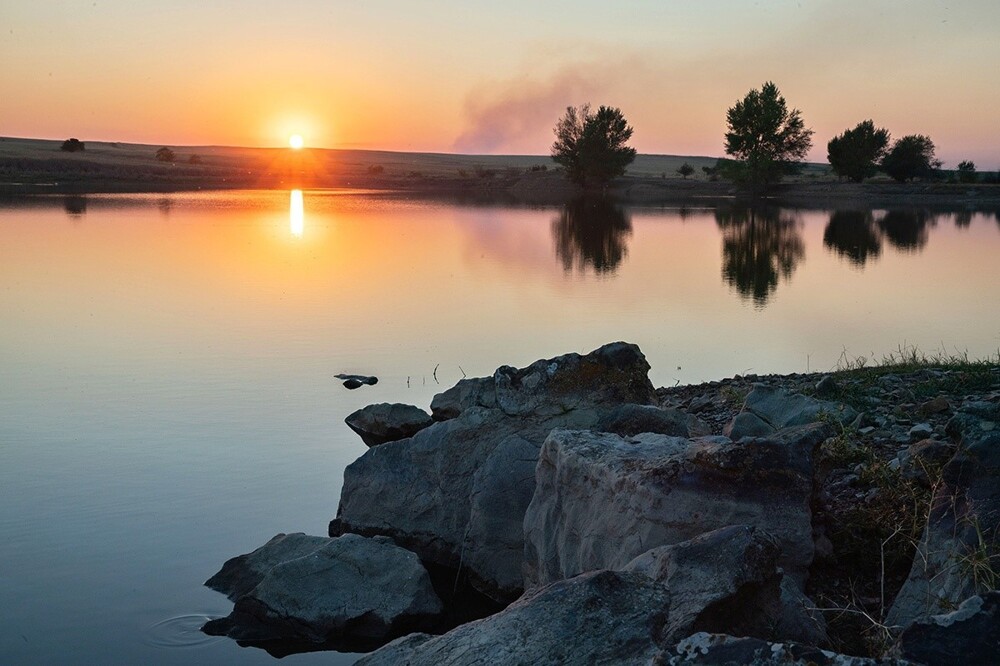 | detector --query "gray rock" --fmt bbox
[523,423,832,588]
[357,570,672,665]
[202,533,442,648]
[907,422,934,441]
[887,403,1000,627]
[816,375,838,395]
[741,384,857,429]
[335,342,656,602]
[360,528,824,666]
[595,403,710,438]
[345,403,434,447]
[898,438,957,485]
[724,411,776,439]
[666,633,908,665]
[342,378,364,390]
[895,592,1000,666]
[205,533,331,601]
